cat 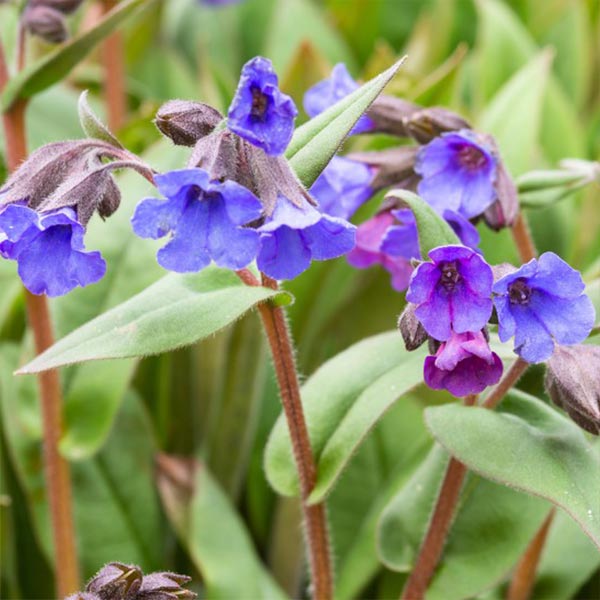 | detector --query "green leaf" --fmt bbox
[2,0,158,110]
[378,444,550,600]
[78,91,123,148]
[425,390,600,549]
[478,50,552,175]
[19,268,290,374]
[384,189,460,257]
[157,457,287,599]
[286,57,406,188]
